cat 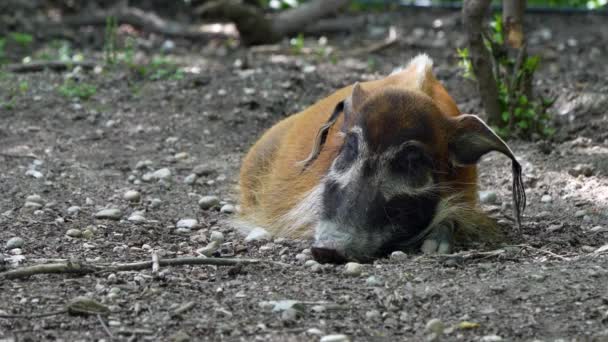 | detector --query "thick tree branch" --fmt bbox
[197,0,351,45]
